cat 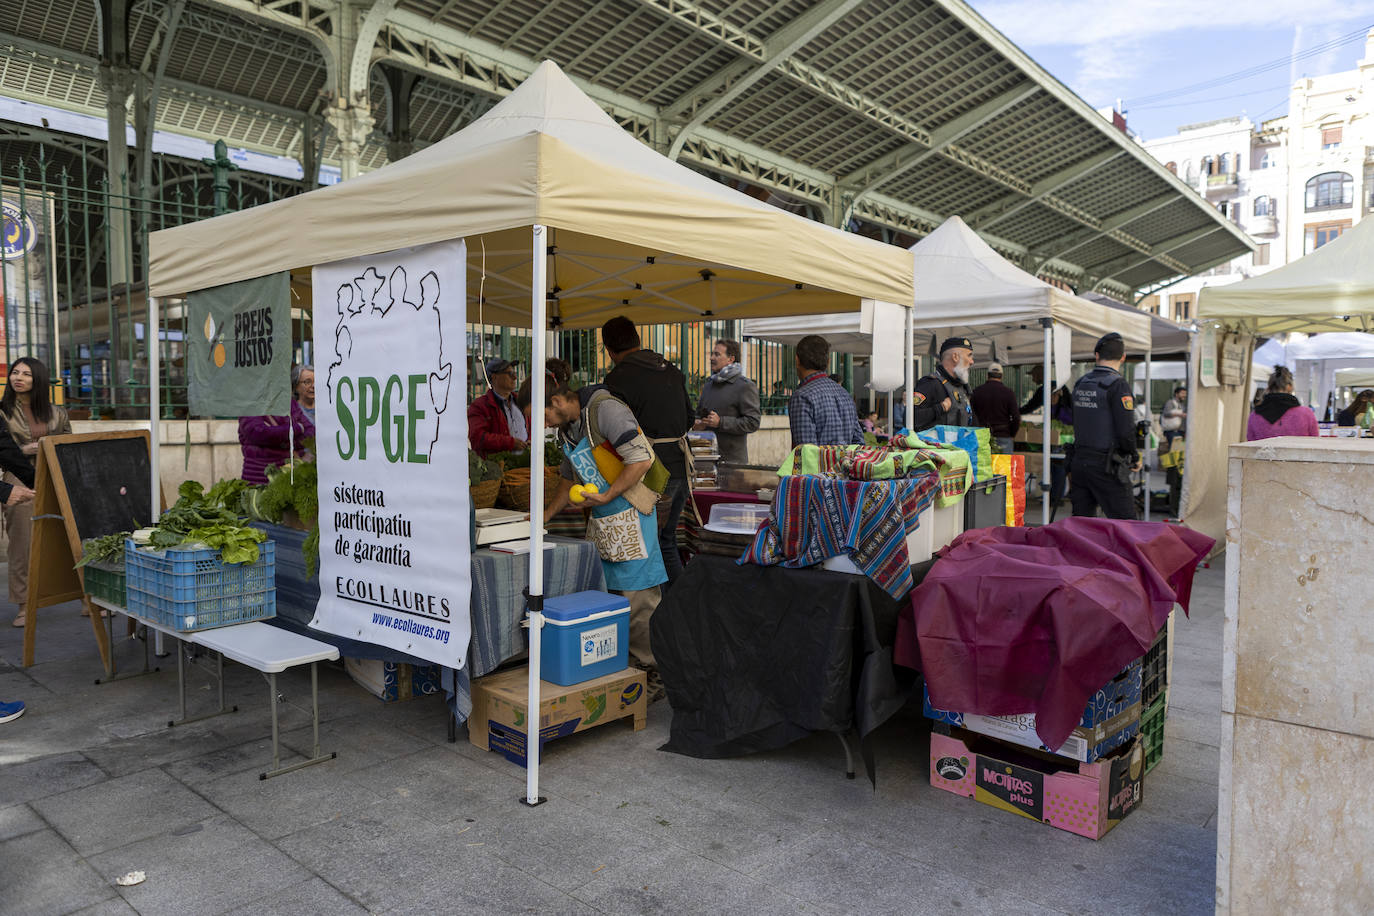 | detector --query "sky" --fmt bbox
[973,1,1374,141]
